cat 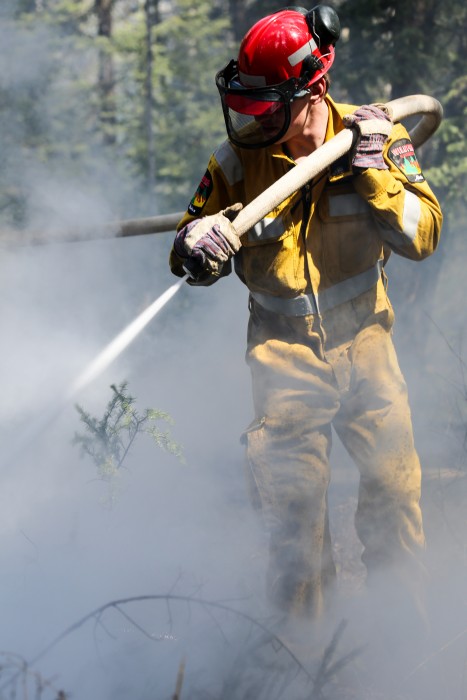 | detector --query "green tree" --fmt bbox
[114,0,234,213]
[333,0,467,374]
[0,0,136,229]
[335,0,467,219]
[95,0,118,145]
[74,381,183,506]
